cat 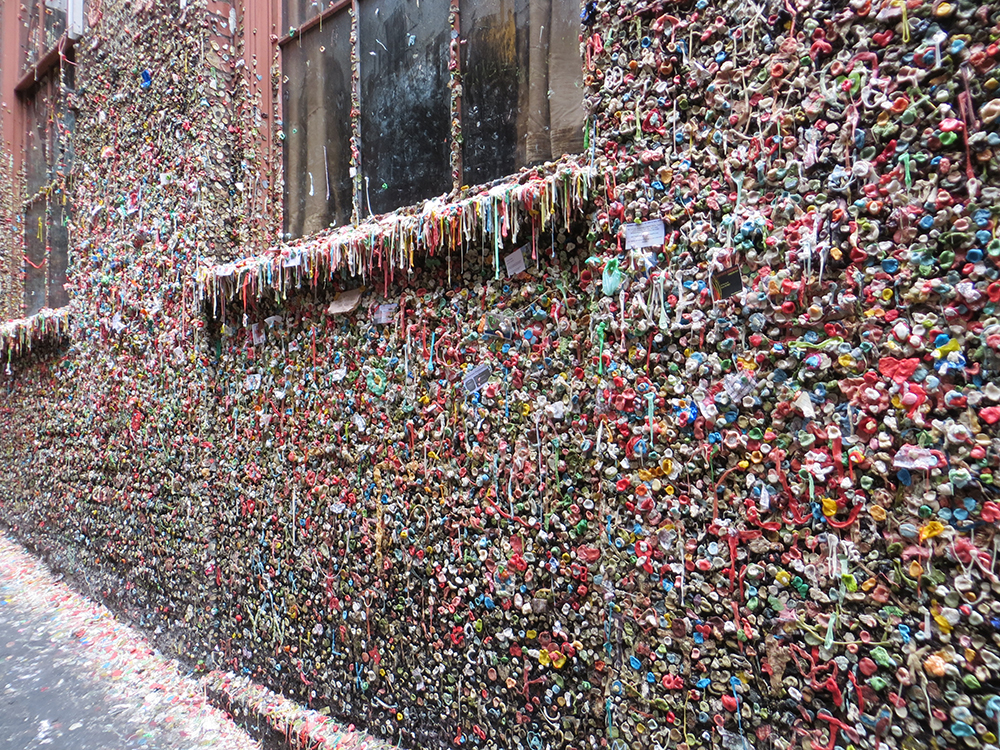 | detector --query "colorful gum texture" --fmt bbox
[2,0,1000,749]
